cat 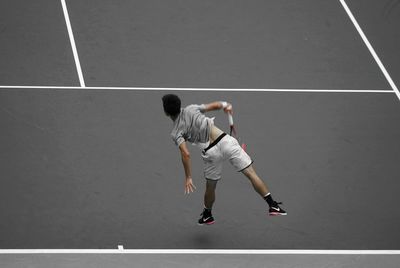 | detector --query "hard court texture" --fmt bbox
[0,0,400,267]
[1,254,400,268]
[0,0,79,86]
[1,89,399,249]
[66,0,391,89]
